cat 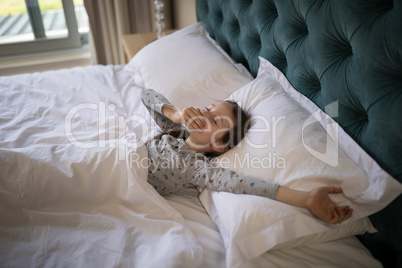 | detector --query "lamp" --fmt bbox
[154,0,165,39]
